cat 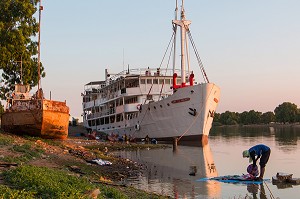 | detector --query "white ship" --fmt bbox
[82,1,220,142]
